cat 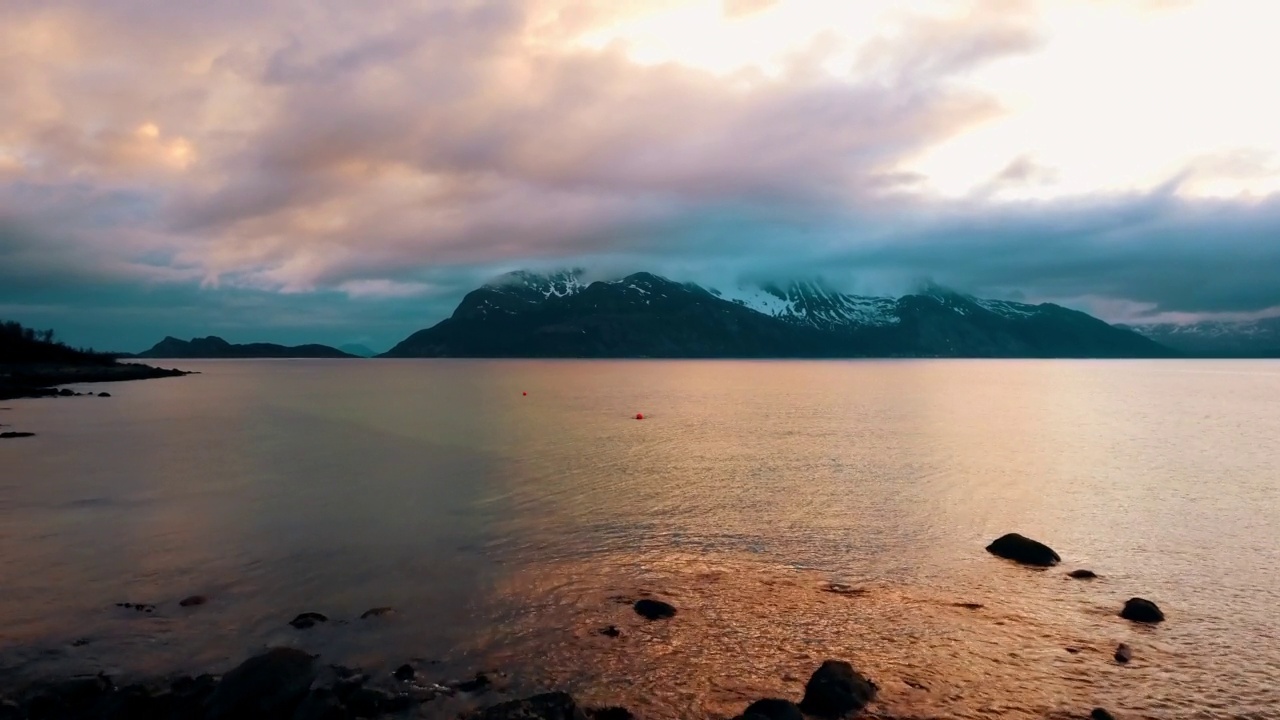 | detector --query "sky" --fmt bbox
[2,0,1279,352]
